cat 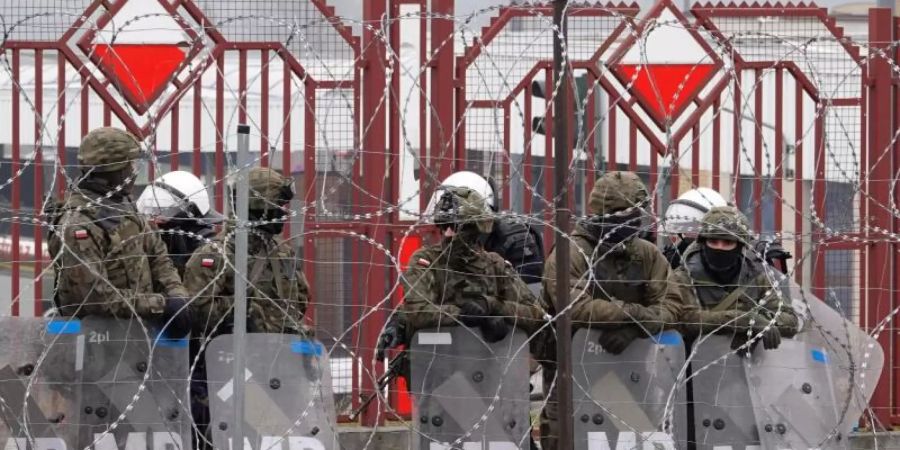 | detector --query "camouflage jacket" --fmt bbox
[183,227,310,336]
[399,243,545,338]
[671,243,799,338]
[542,224,683,334]
[48,188,187,318]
